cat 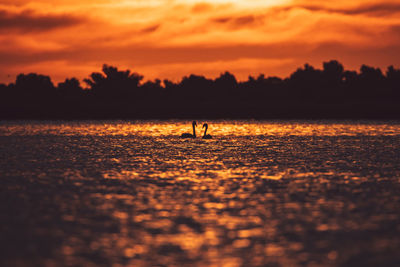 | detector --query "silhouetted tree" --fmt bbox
[141,79,162,91]
[342,70,358,85]
[289,64,323,98]
[57,78,83,97]
[0,83,7,94]
[162,79,178,101]
[241,74,286,101]
[240,75,260,99]
[323,60,344,89]
[163,79,178,94]
[358,65,384,98]
[14,73,55,97]
[208,72,237,105]
[386,66,400,97]
[140,79,163,102]
[84,64,143,98]
[215,72,237,89]
[0,83,10,100]
[179,74,213,103]
[2,60,400,119]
